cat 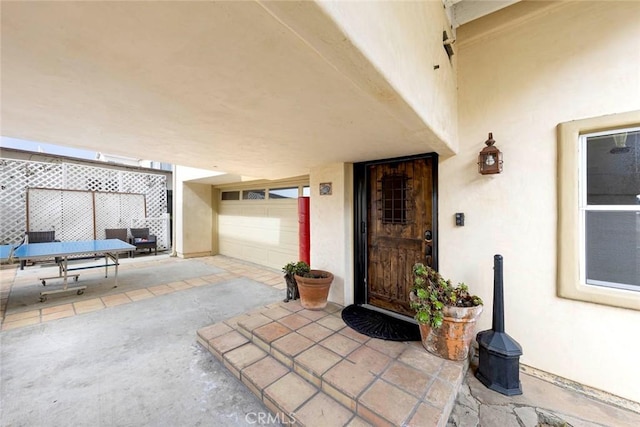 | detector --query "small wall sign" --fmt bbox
[319,182,332,196]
